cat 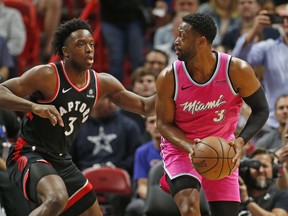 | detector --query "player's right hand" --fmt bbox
[31,103,64,127]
